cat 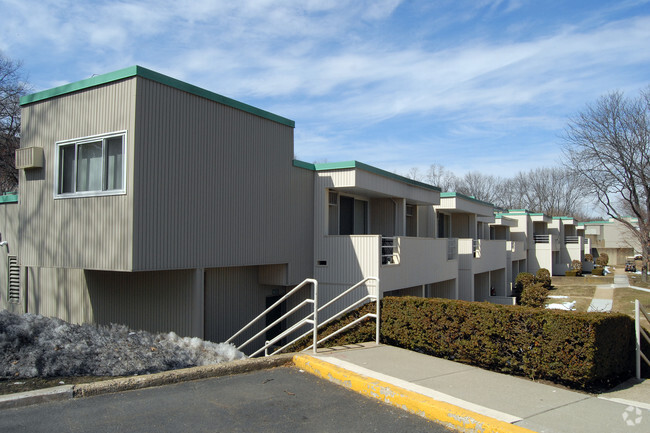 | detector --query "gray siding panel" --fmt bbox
[27,267,92,323]
[132,78,299,271]
[85,269,195,335]
[288,166,314,283]
[204,266,278,345]
[0,202,20,312]
[27,267,196,336]
[19,79,136,270]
